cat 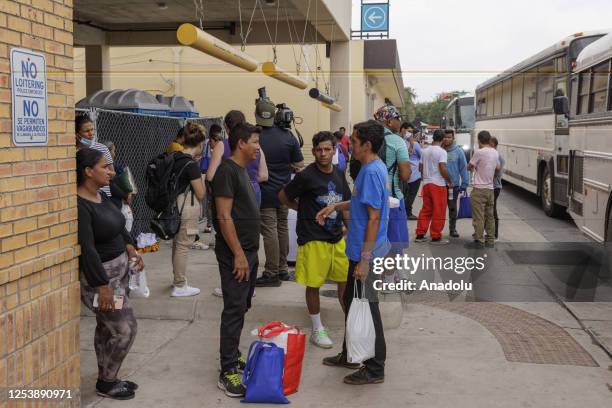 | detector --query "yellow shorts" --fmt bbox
[295,239,348,288]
